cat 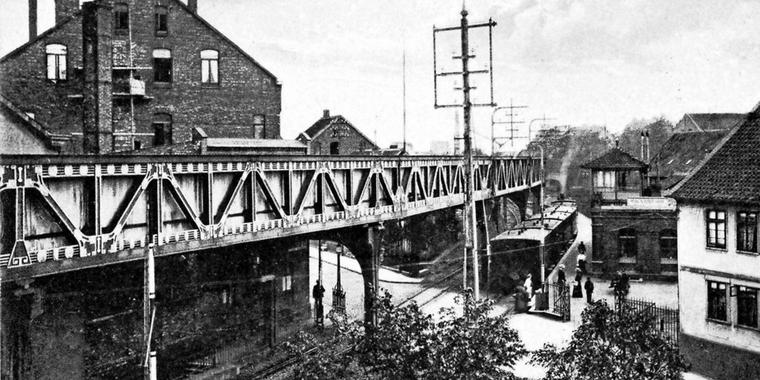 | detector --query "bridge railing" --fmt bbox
[0,154,540,280]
